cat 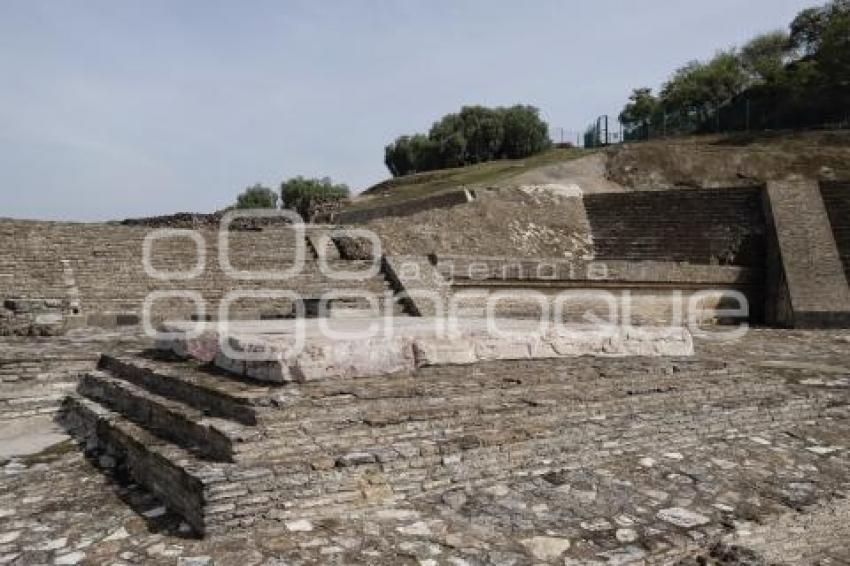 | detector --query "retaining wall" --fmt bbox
[335,189,474,224]
[821,181,850,283]
[583,187,766,266]
[0,220,389,334]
